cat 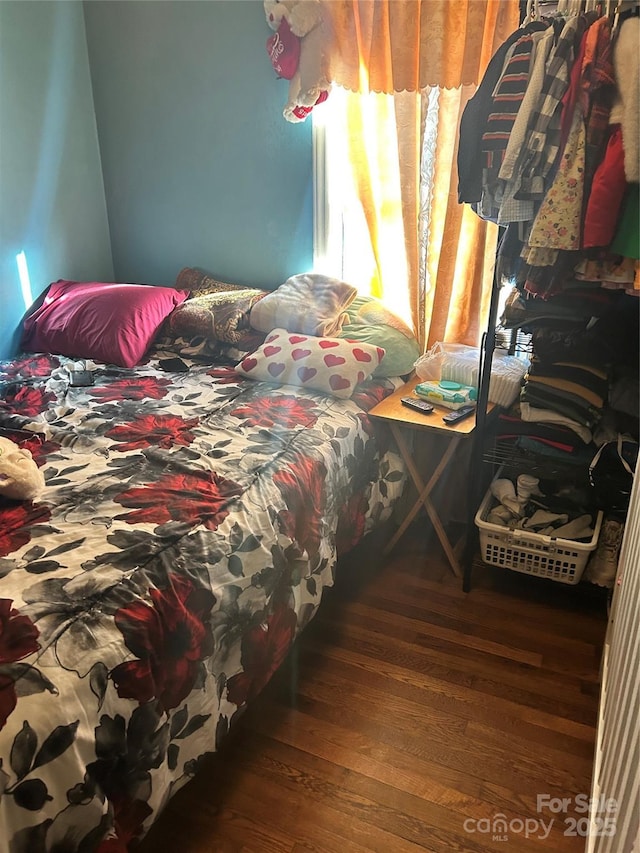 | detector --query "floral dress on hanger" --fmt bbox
[524,103,586,266]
